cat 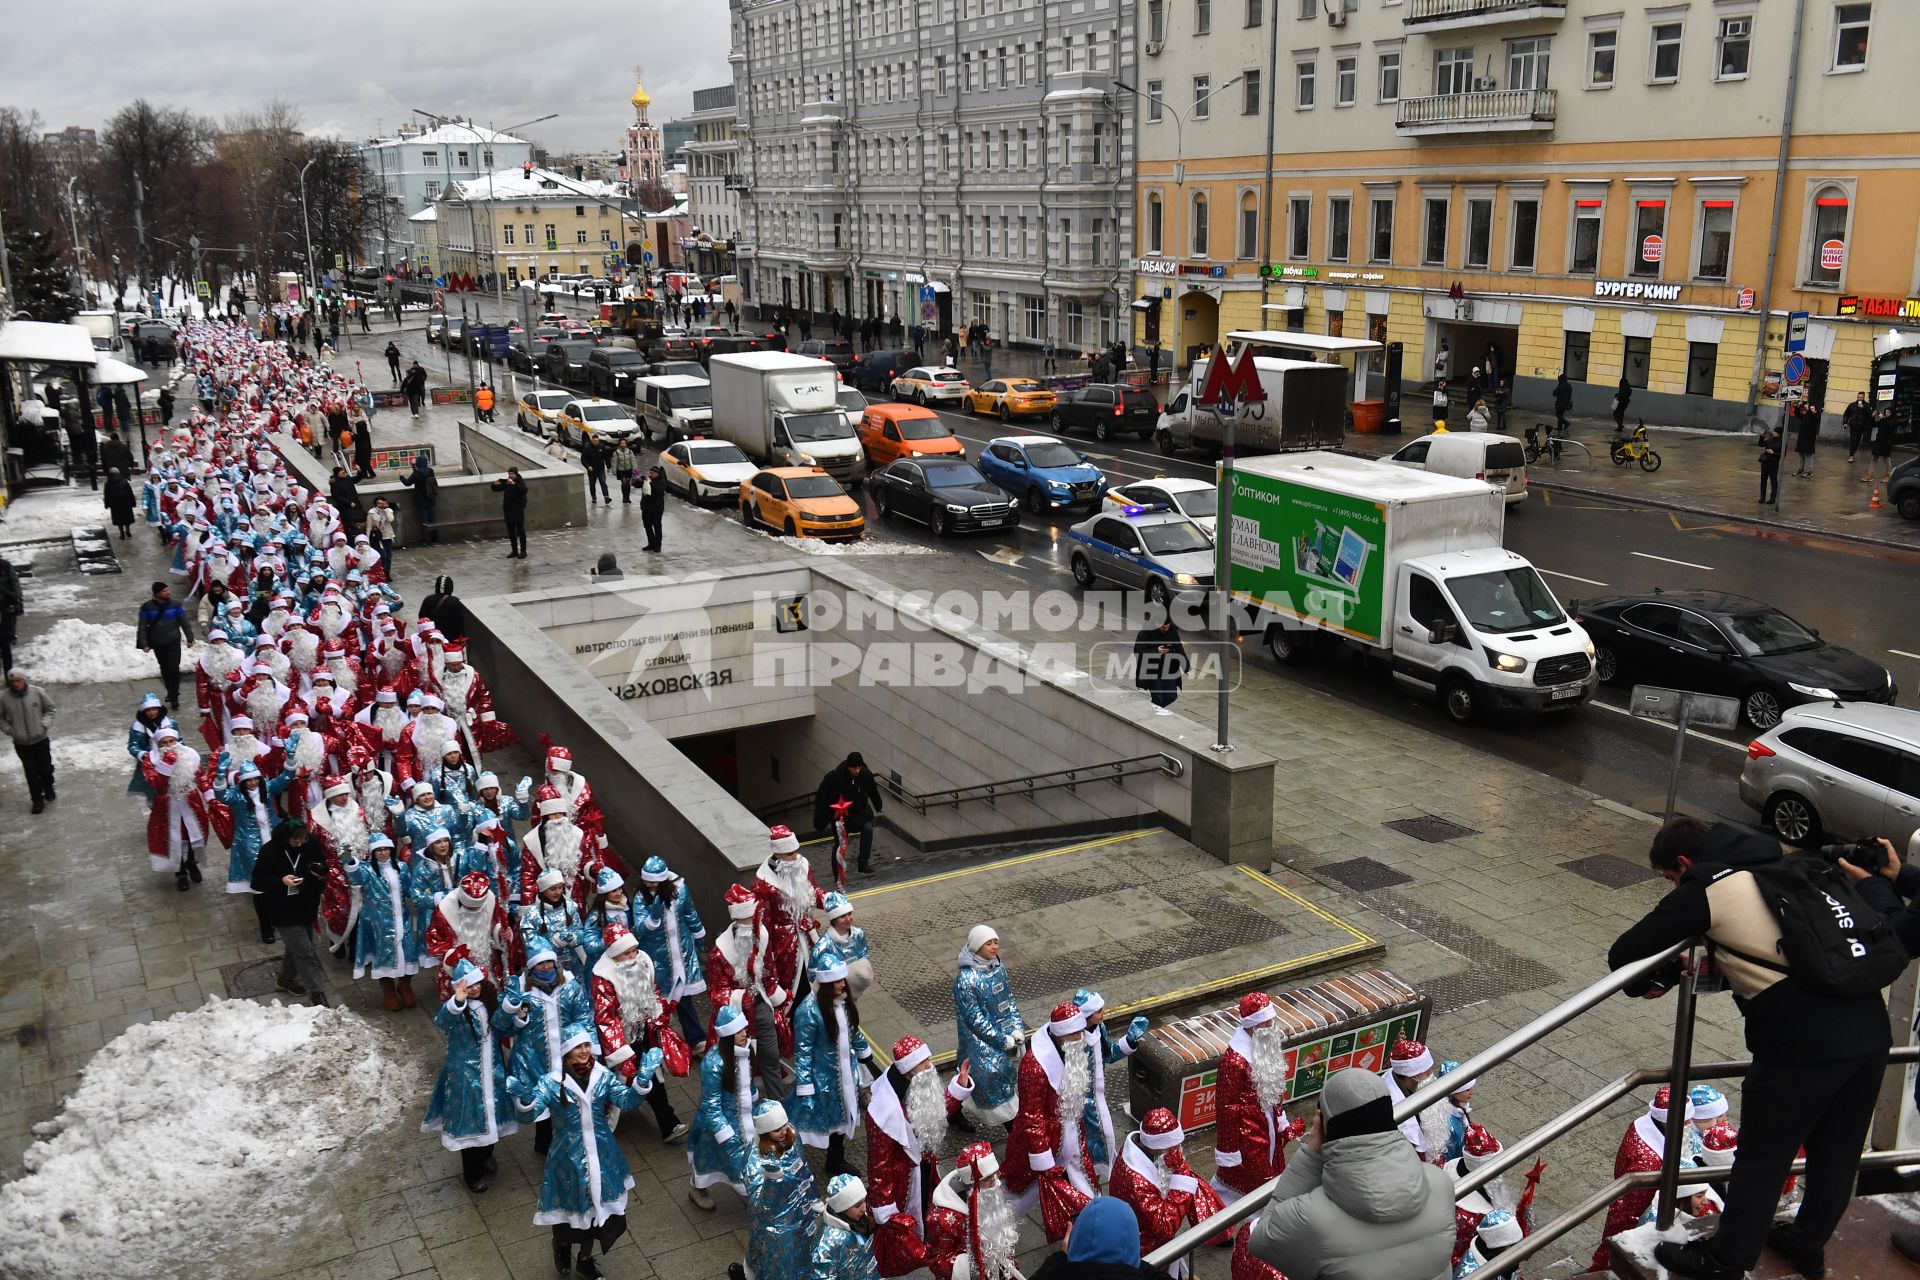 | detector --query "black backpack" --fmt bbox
[1716,858,1908,997]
